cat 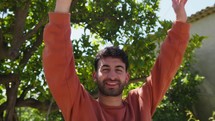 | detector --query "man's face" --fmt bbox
[93,57,130,97]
